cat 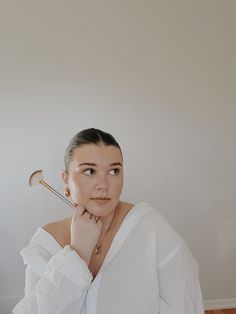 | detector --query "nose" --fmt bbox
[95,173,109,191]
